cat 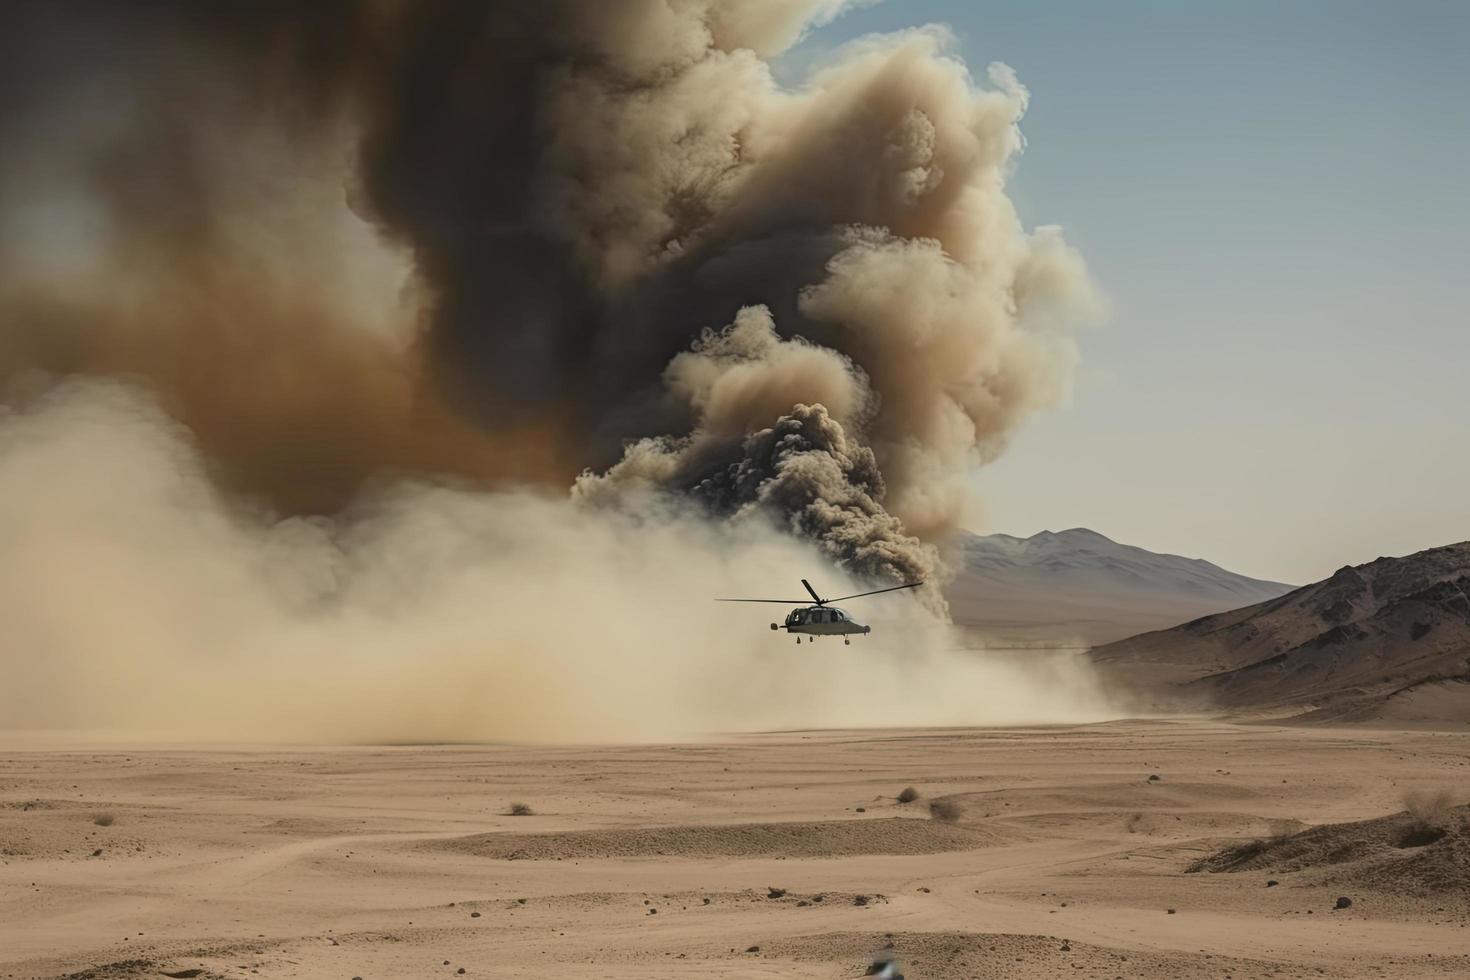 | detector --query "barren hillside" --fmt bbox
[1090,541,1470,722]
